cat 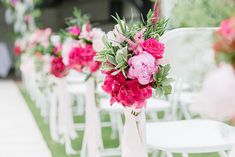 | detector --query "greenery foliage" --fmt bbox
[170,0,235,28]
